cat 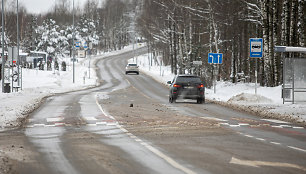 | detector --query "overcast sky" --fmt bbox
[21,0,89,14]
